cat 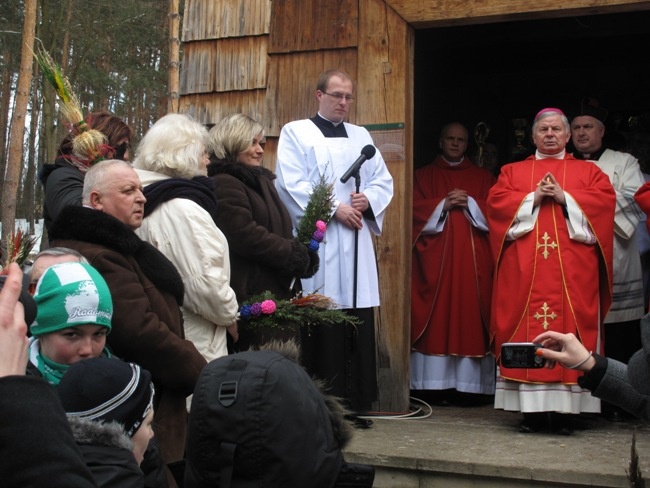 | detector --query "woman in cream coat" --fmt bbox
[133,113,238,364]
